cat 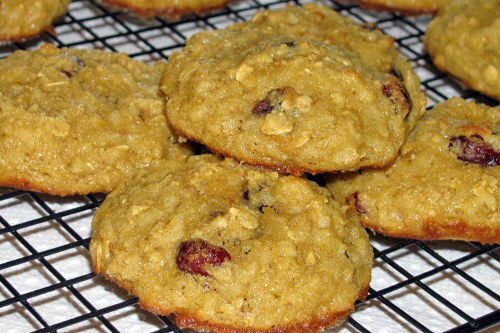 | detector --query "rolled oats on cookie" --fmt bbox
[339,0,451,16]
[162,27,420,176]
[96,0,234,21]
[0,44,192,196]
[0,0,71,45]
[326,97,500,244]
[424,0,500,100]
[230,4,426,140]
[90,154,373,333]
